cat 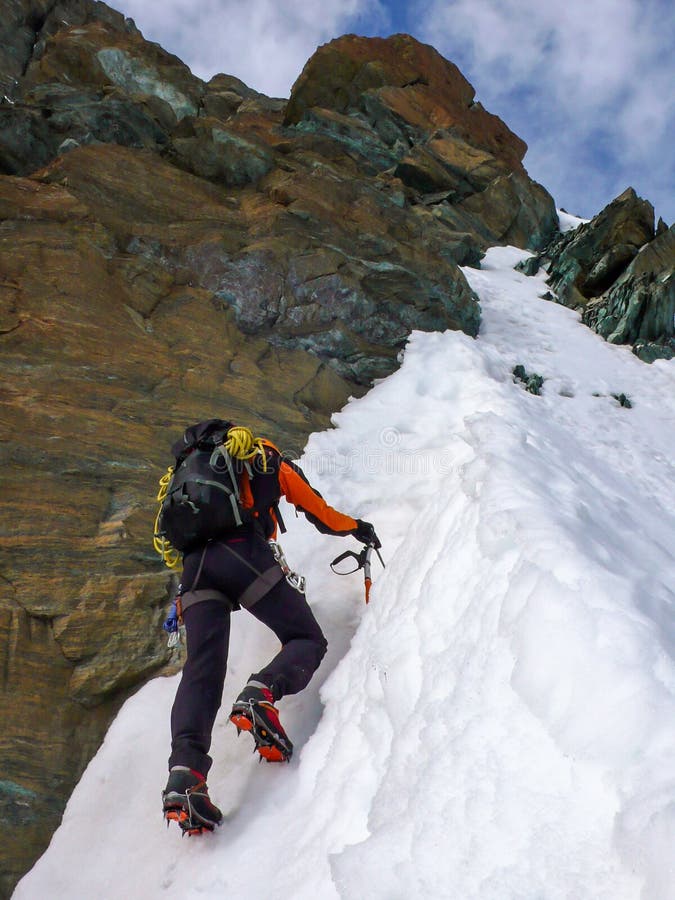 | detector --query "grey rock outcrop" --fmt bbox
[531,188,673,361]
[584,224,675,361]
